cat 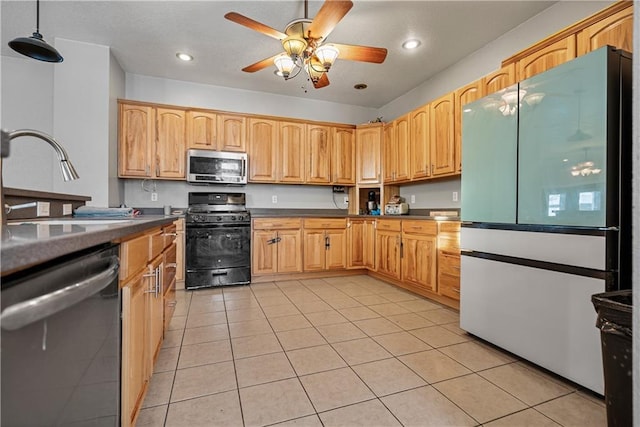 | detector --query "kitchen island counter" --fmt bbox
[1,215,178,276]
[249,208,459,221]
